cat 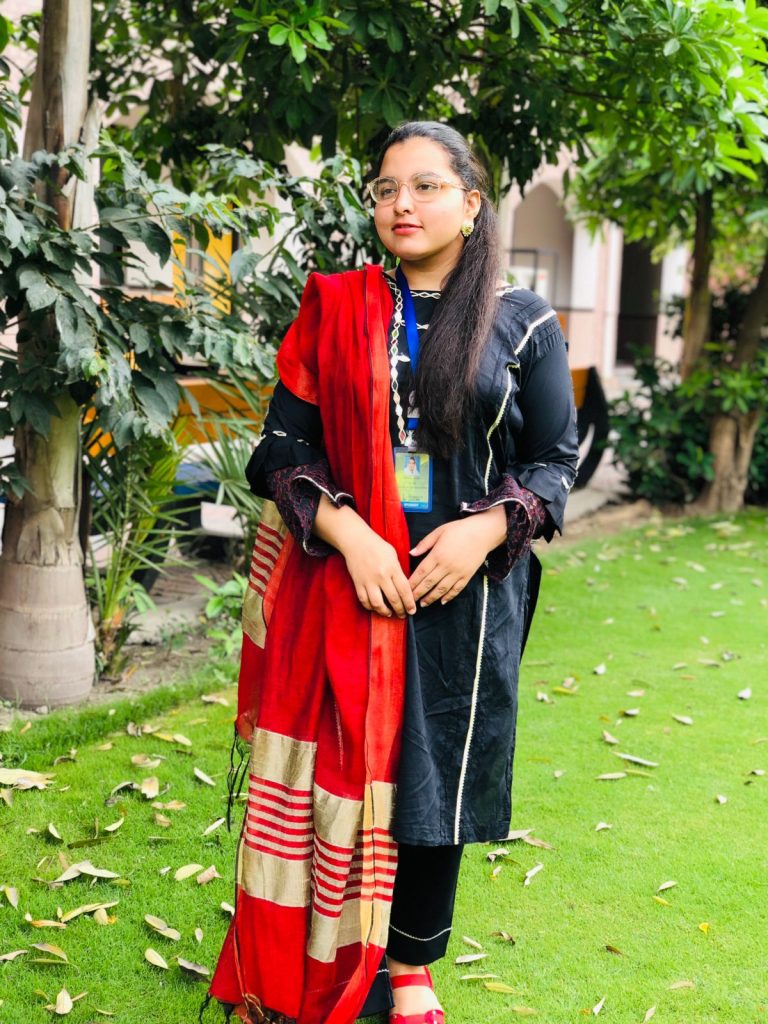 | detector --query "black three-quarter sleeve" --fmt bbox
[511,339,579,537]
[245,381,325,497]
[245,381,355,557]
